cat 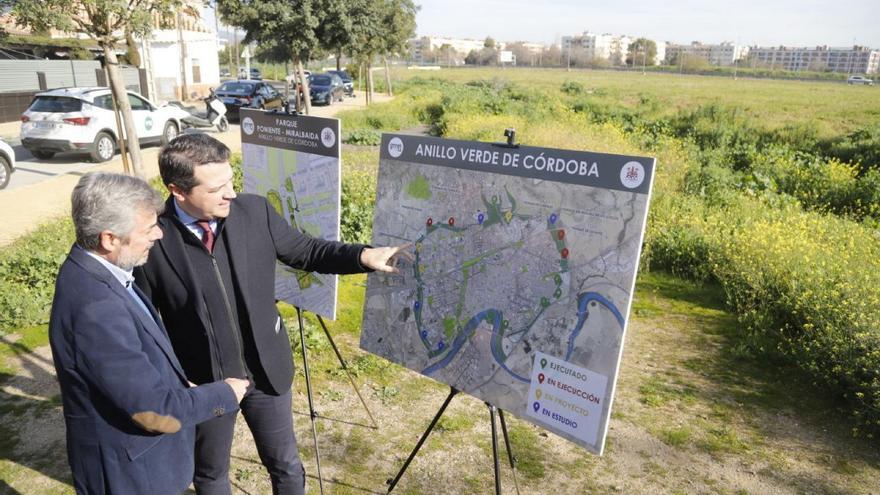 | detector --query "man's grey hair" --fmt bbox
[72,172,164,250]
